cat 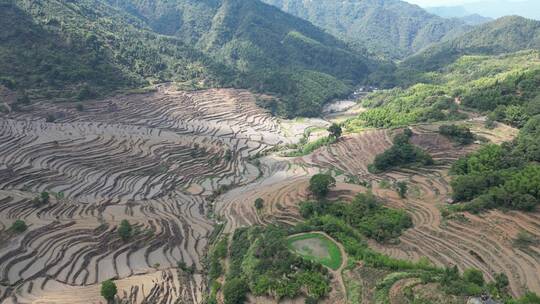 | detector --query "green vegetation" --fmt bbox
[0,0,227,102]
[222,226,331,301]
[308,173,336,198]
[439,124,475,145]
[206,236,228,304]
[32,191,50,206]
[283,134,336,157]
[118,219,133,241]
[403,16,540,72]
[10,220,27,233]
[100,280,117,302]
[287,233,343,270]
[449,116,540,212]
[346,50,540,130]
[223,277,249,304]
[514,231,539,248]
[510,292,540,304]
[396,181,408,199]
[328,123,342,139]
[299,192,412,243]
[369,130,434,173]
[439,266,485,296]
[254,198,264,211]
[3,0,373,117]
[261,0,467,60]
